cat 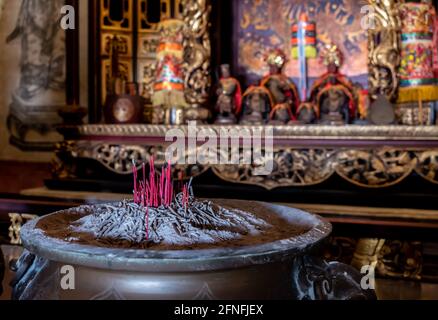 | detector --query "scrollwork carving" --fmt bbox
[94,144,150,174]
[181,0,212,107]
[367,0,402,101]
[54,125,438,189]
[212,149,336,190]
[415,150,438,184]
[64,142,208,180]
[336,149,416,188]
[377,240,422,281]
[8,213,38,245]
[51,141,77,179]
